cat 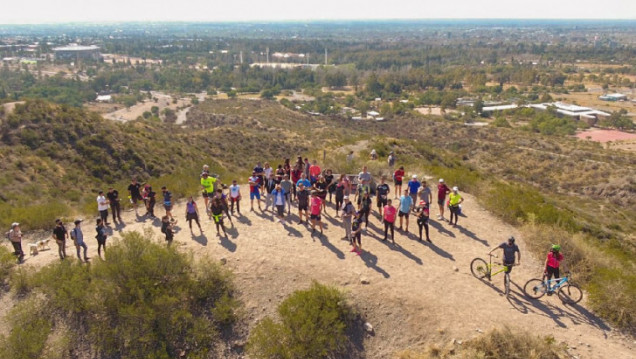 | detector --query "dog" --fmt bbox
[28,243,39,256]
[36,238,51,251]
